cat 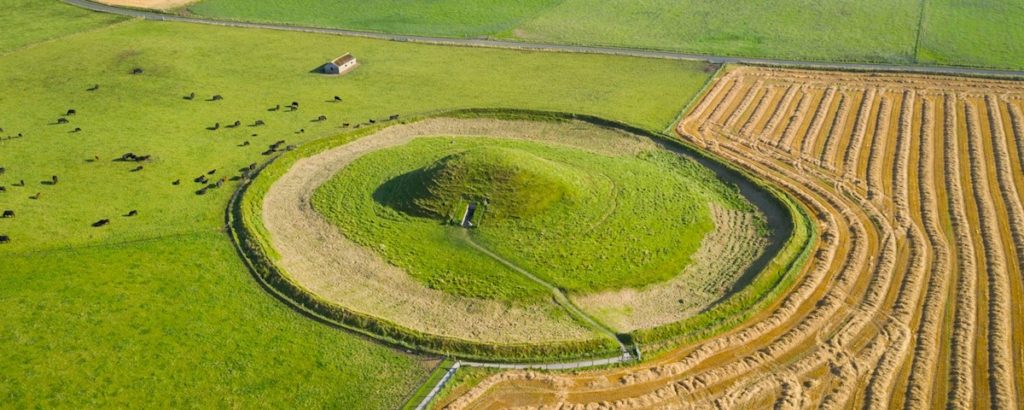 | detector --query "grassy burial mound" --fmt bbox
[249,115,773,359]
[318,136,756,300]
